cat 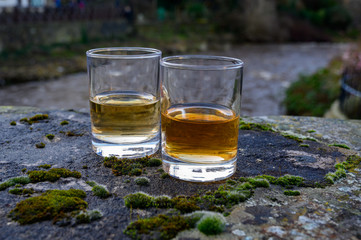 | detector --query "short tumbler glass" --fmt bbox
[160,55,243,182]
[87,47,161,158]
